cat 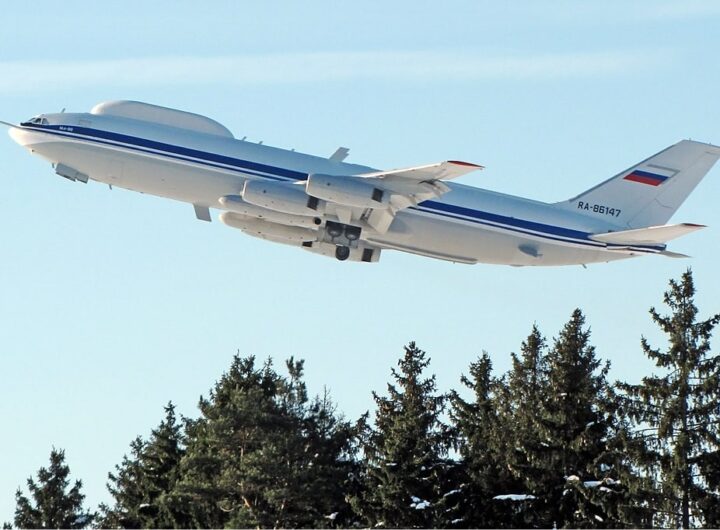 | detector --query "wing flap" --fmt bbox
[356,160,482,234]
[359,160,483,182]
[589,223,705,245]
